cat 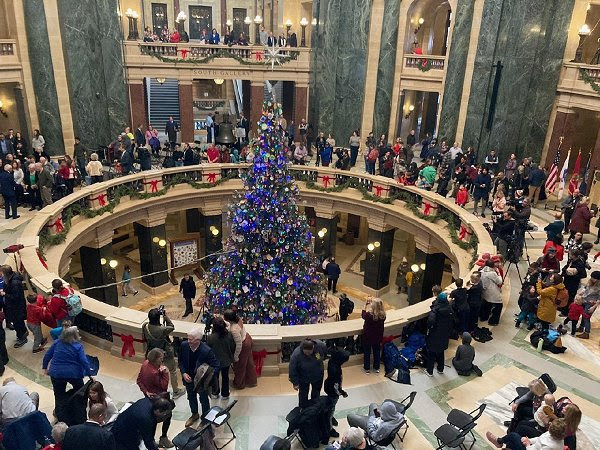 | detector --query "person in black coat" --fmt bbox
[1,266,28,347]
[450,278,470,333]
[134,125,145,148]
[324,348,349,437]
[561,249,587,311]
[23,165,40,211]
[467,272,483,333]
[111,397,173,450]
[473,167,492,217]
[425,292,454,376]
[62,403,117,450]
[120,149,134,175]
[165,116,179,149]
[179,274,196,318]
[183,143,196,166]
[325,257,341,293]
[0,165,18,219]
[137,146,152,171]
